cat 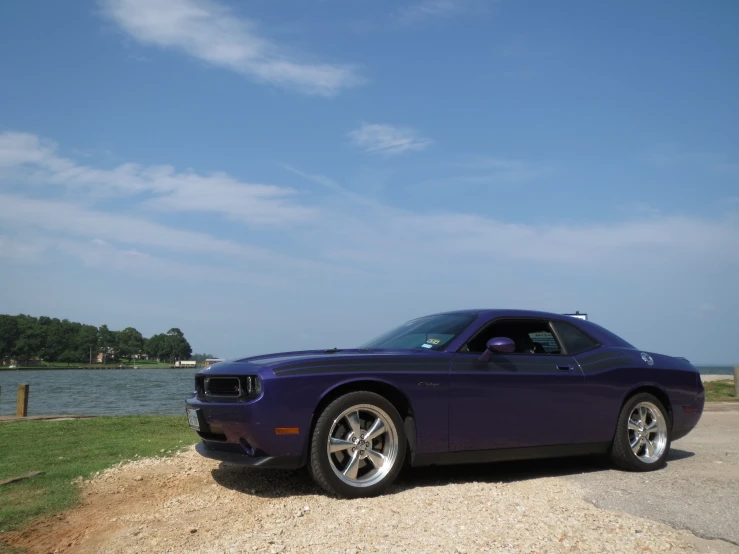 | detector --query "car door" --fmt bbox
[449,318,585,452]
